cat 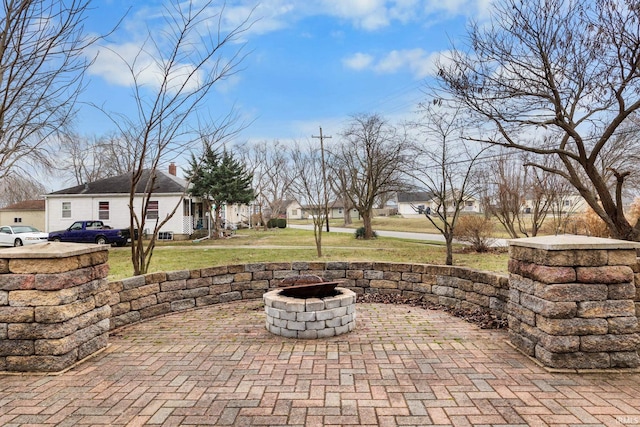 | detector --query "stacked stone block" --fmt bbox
[0,243,110,373]
[108,261,509,332]
[263,287,356,339]
[508,235,640,370]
